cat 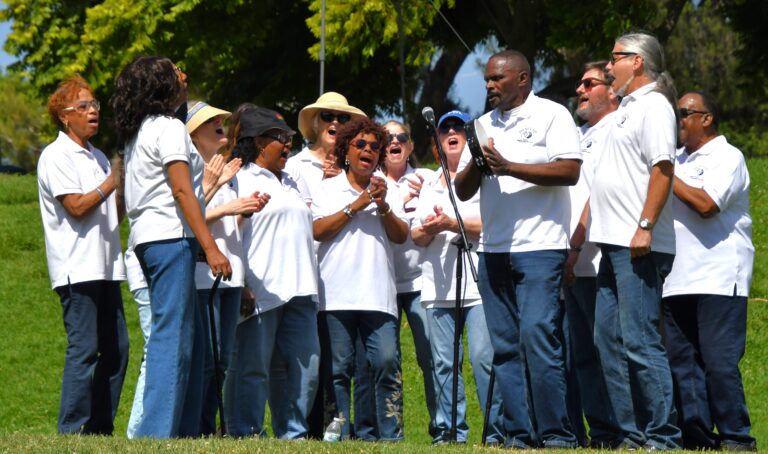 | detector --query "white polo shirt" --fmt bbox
[384,165,434,293]
[569,115,614,277]
[194,179,245,290]
[37,132,126,289]
[457,93,581,253]
[312,173,404,317]
[415,173,482,309]
[663,136,753,298]
[285,146,324,204]
[238,163,318,316]
[588,82,676,254]
[124,115,204,248]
